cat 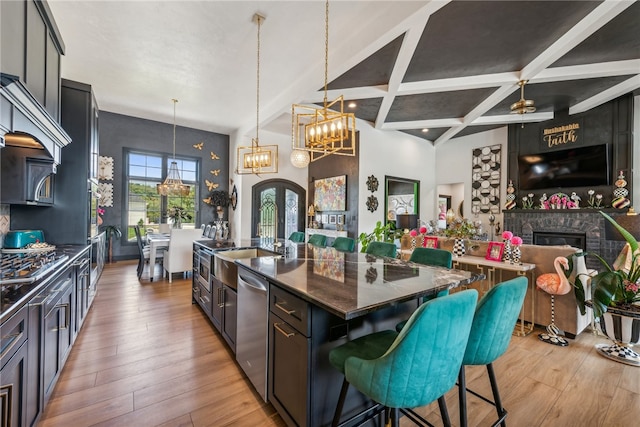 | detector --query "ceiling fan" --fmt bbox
[510,80,536,114]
